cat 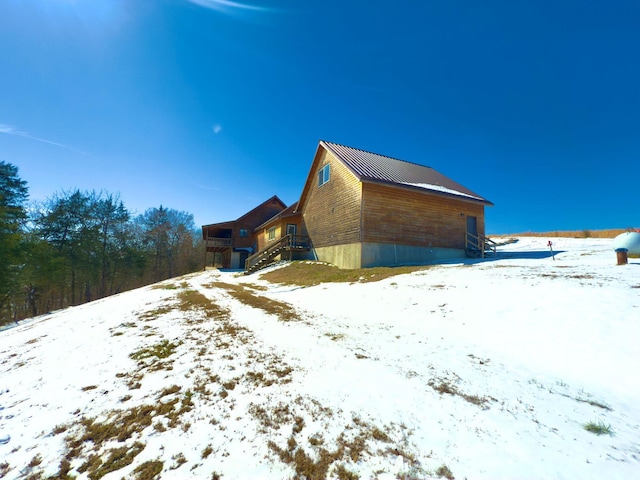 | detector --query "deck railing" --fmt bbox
[205,236,233,248]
